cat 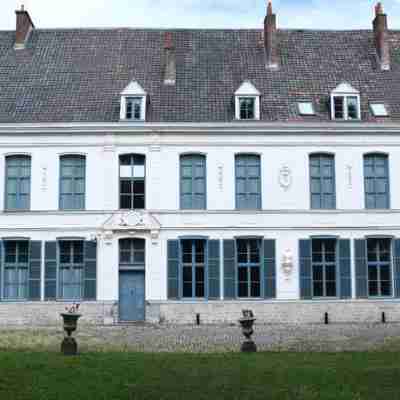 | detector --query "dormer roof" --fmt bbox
[121,80,147,96]
[235,81,261,96]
